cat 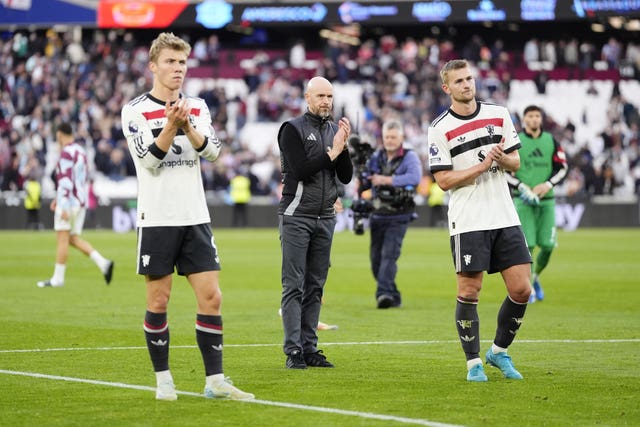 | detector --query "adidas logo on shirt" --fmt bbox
[530,148,544,158]
[306,133,317,141]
